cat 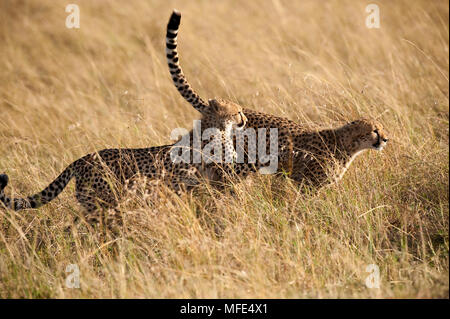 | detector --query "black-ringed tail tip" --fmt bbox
[0,174,8,189]
[167,9,181,31]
